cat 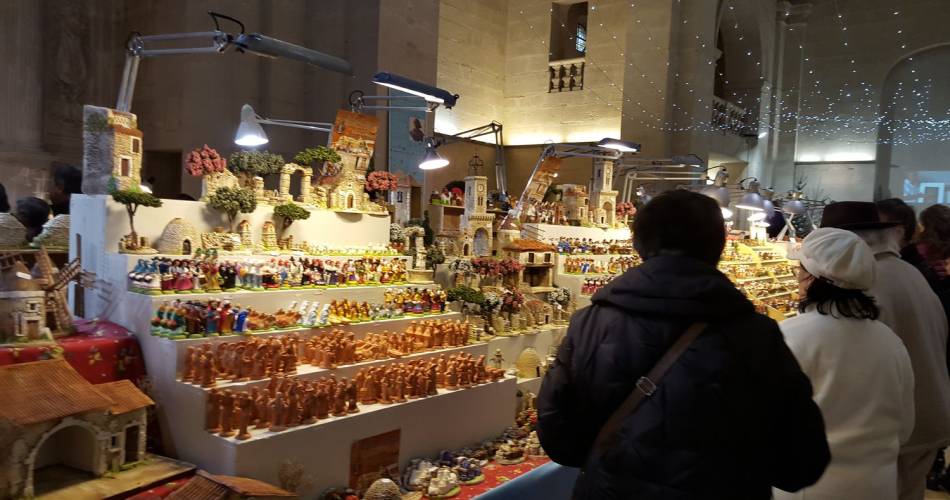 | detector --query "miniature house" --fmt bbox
[156,218,200,255]
[82,105,143,195]
[238,220,253,248]
[0,261,50,343]
[460,176,495,257]
[167,470,296,499]
[560,184,590,224]
[493,217,521,257]
[31,215,71,250]
[501,239,556,292]
[0,359,153,498]
[589,159,618,227]
[326,136,374,212]
[0,213,27,249]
